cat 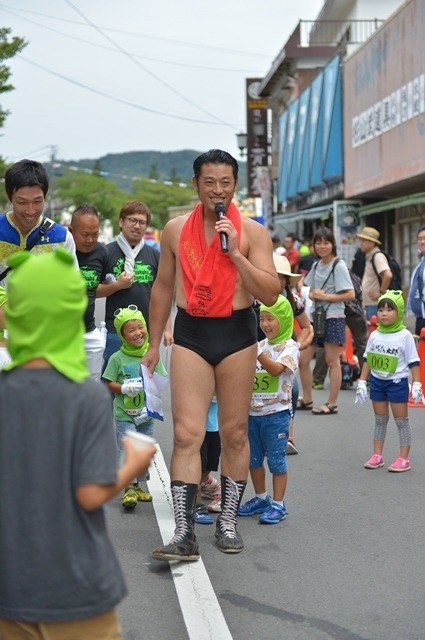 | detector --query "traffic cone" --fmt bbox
[344,327,357,365]
[368,314,378,335]
[408,328,425,408]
